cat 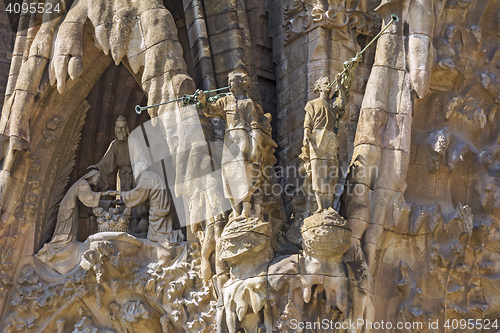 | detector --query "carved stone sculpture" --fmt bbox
[197,70,277,218]
[89,115,132,191]
[300,209,351,315]
[301,73,346,213]
[197,70,283,333]
[95,207,131,233]
[36,170,102,273]
[114,160,183,250]
[2,0,500,332]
